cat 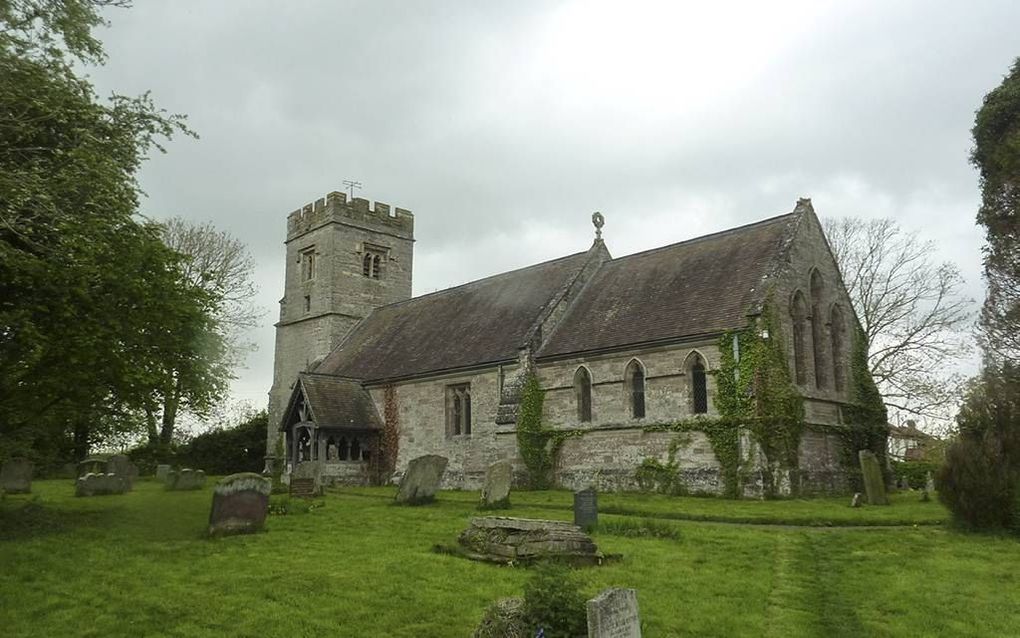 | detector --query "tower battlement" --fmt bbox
[286,190,414,239]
